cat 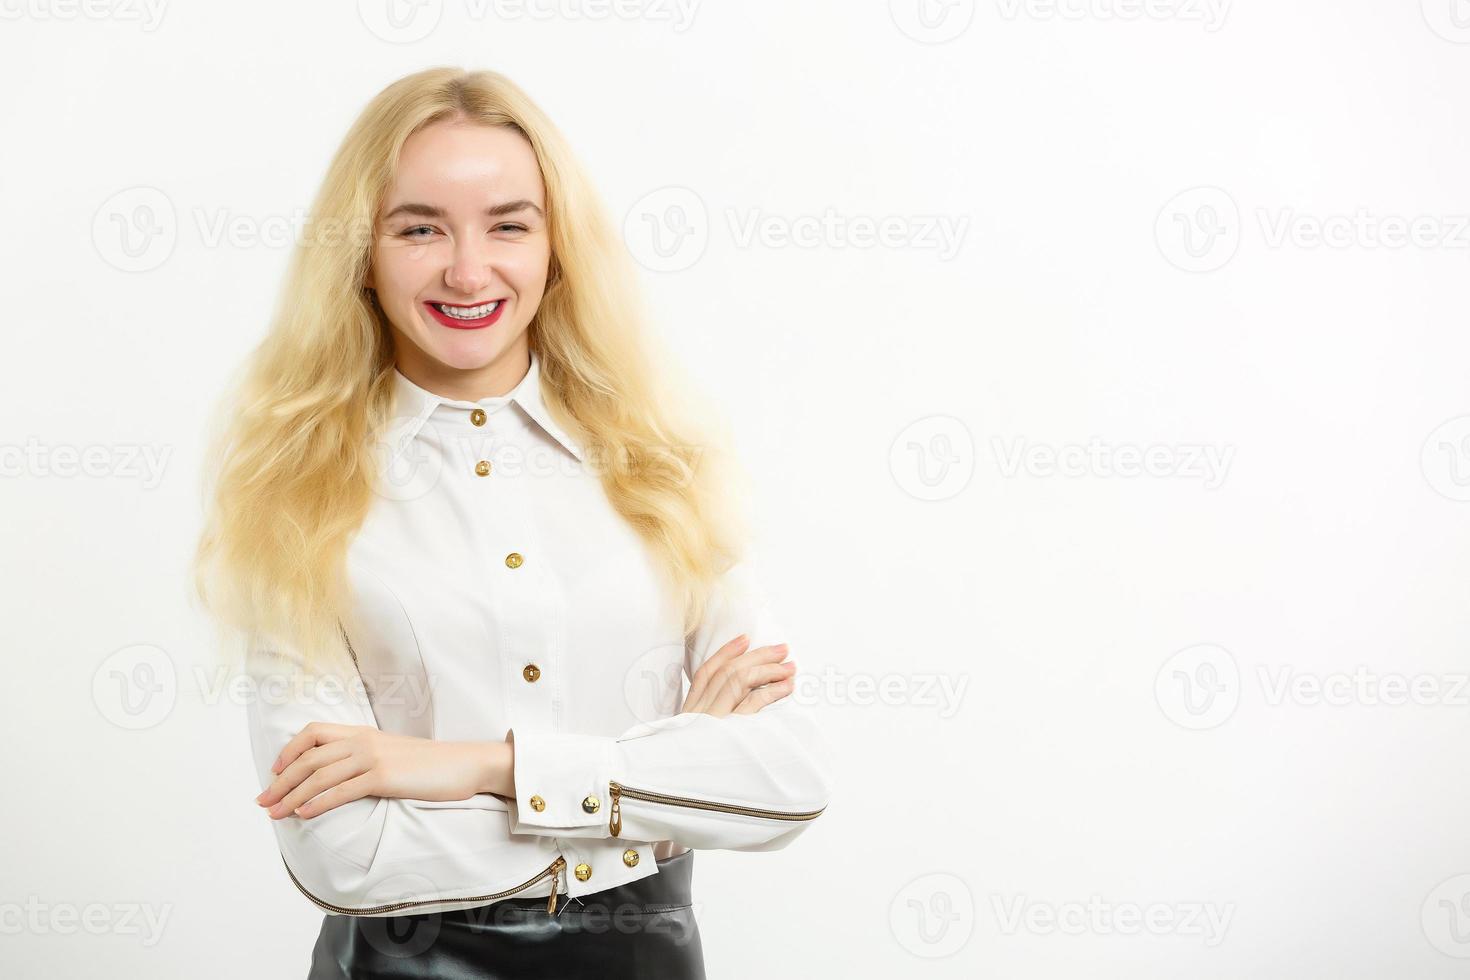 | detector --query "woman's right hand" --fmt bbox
[680,634,796,717]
